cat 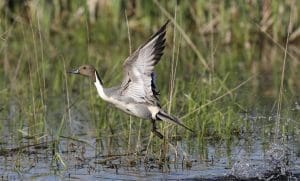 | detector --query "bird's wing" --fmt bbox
[119,21,169,106]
